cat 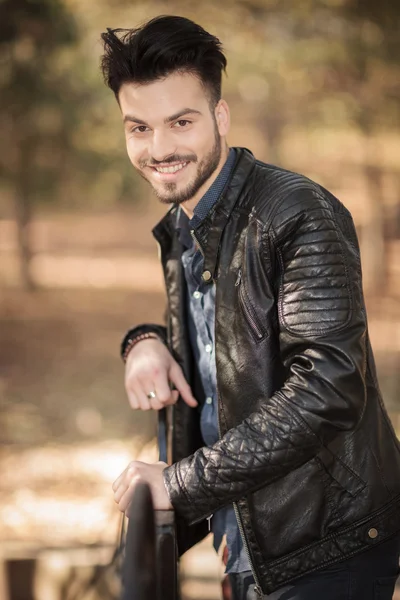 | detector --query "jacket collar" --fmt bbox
[152,148,256,279]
